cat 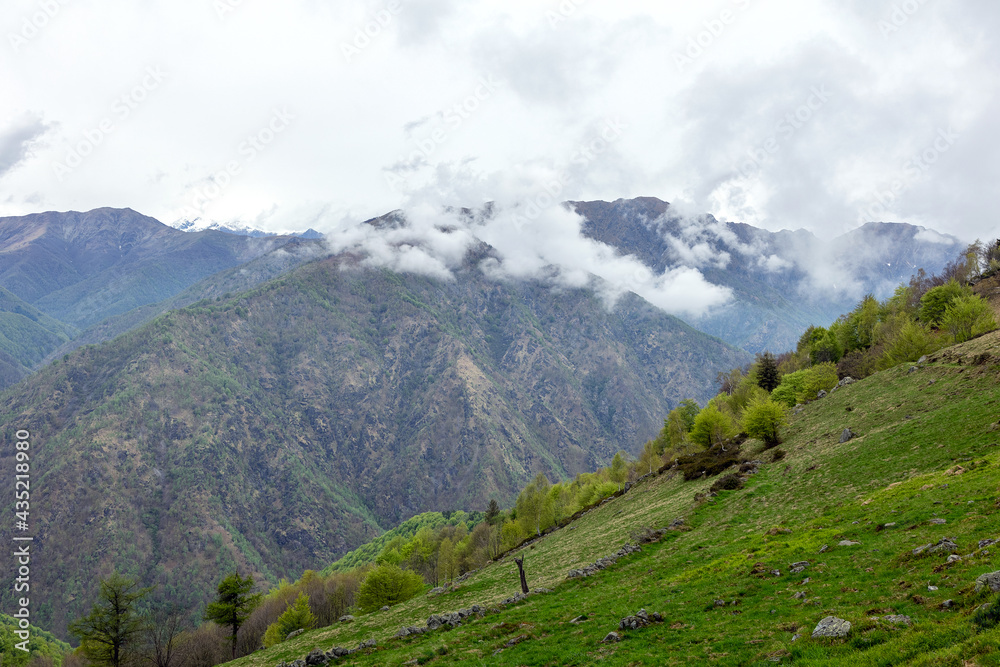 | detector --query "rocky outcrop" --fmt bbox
[567,543,642,578]
[618,609,663,631]
[812,616,851,638]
